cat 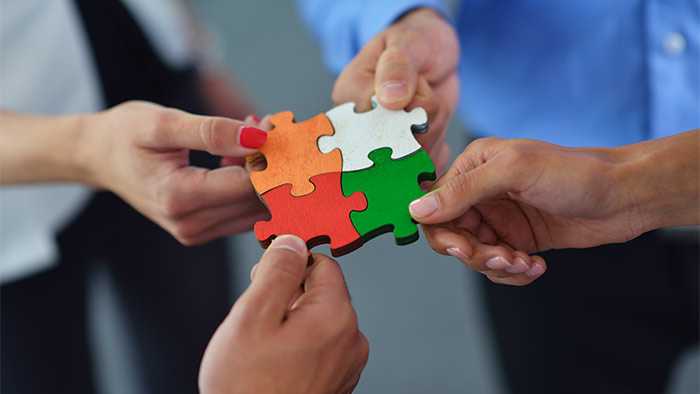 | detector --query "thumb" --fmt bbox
[409,161,513,224]
[238,235,310,325]
[285,253,352,324]
[145,110,267,157]
[374,45,419,109]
